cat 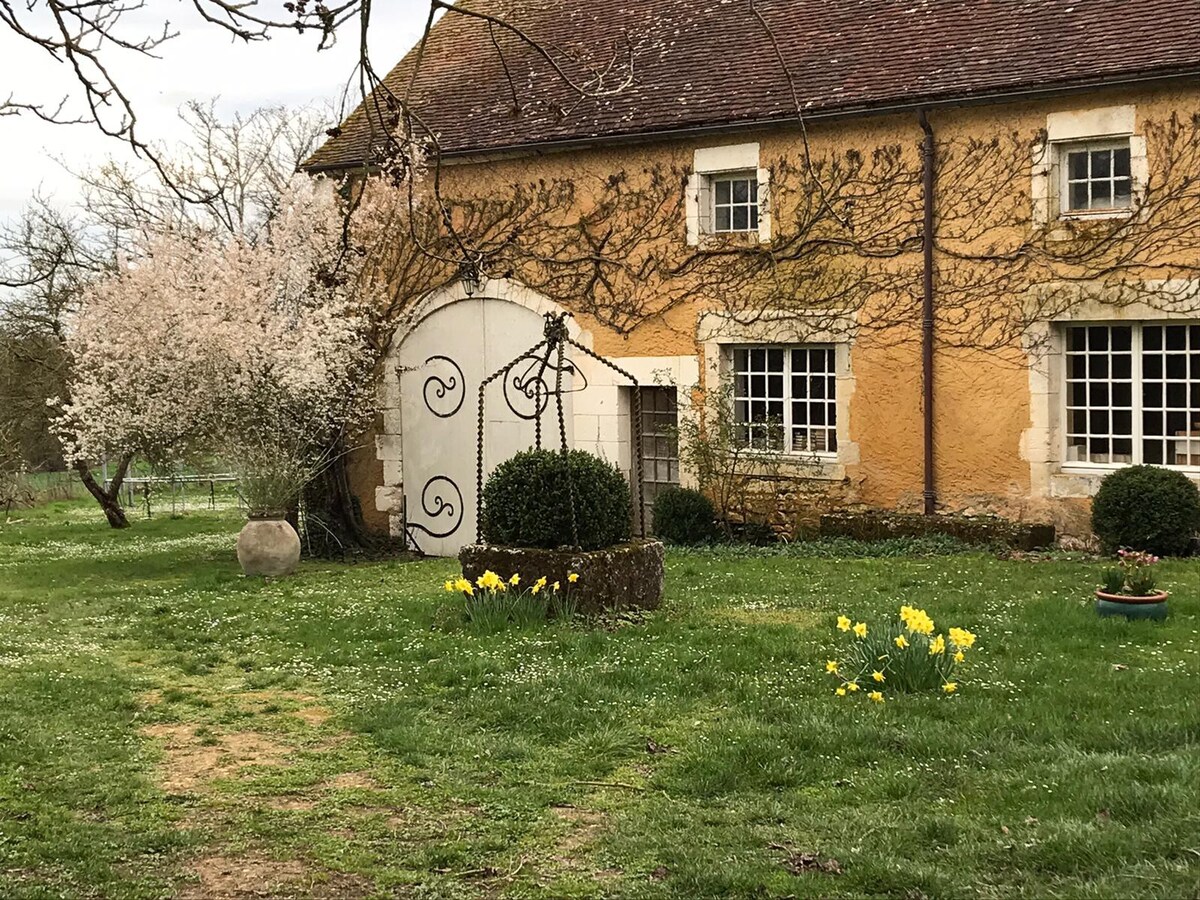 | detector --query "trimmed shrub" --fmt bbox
[651,487,718,545]
[1092,465,1200,556]
[481,449,631,551]
[820,511,1055,551]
